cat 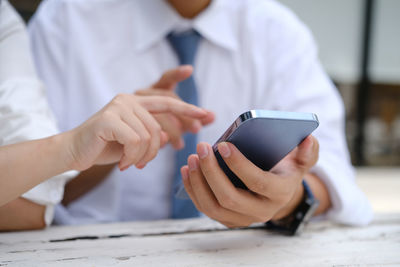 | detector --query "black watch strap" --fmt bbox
[265,180,319,236]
